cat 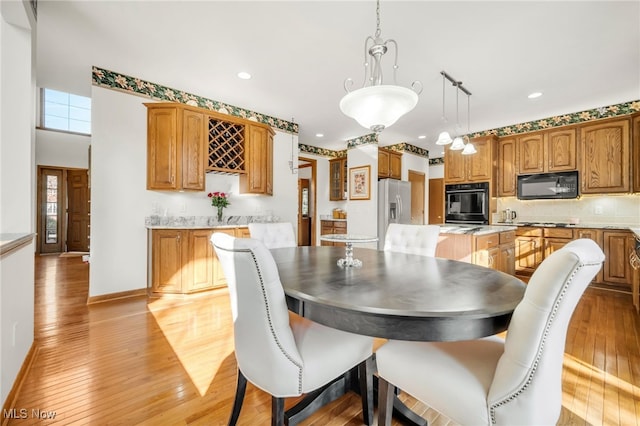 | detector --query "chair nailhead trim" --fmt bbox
[488,261,595,424]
